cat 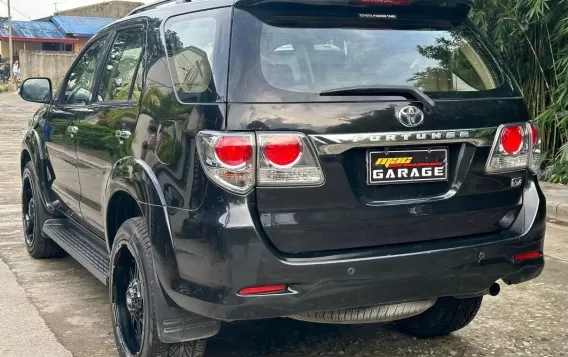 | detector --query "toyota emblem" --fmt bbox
[397,106,425,127]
